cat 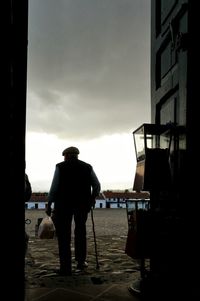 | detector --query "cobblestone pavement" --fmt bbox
[25,209,142,289]
[25,208,129,238]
